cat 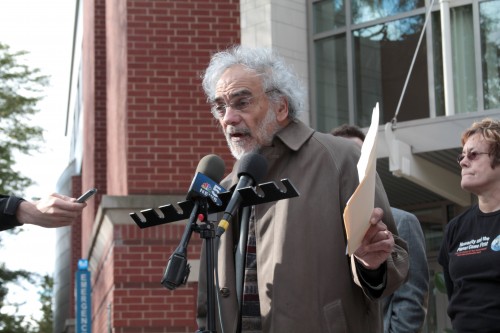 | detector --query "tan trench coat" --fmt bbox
[197,120,409,333]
